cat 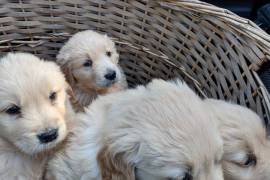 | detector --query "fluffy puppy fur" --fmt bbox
[57,30,127,111]
[46,79,224,180]
[0,53,74,180]
[205,99,270,180]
